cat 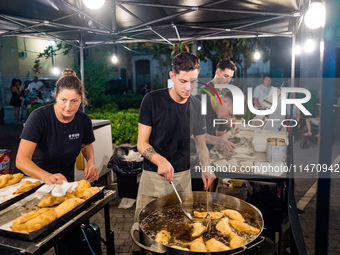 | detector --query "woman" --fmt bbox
[16,79,26,119]
[10,78,22,123]
[16,69,99,184]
